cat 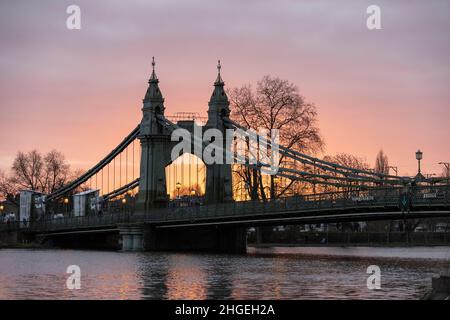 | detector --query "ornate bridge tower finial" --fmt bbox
[208,59,229,122]
[149,56,158,82]
[143,56,163,104]
[215,59,224,85]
